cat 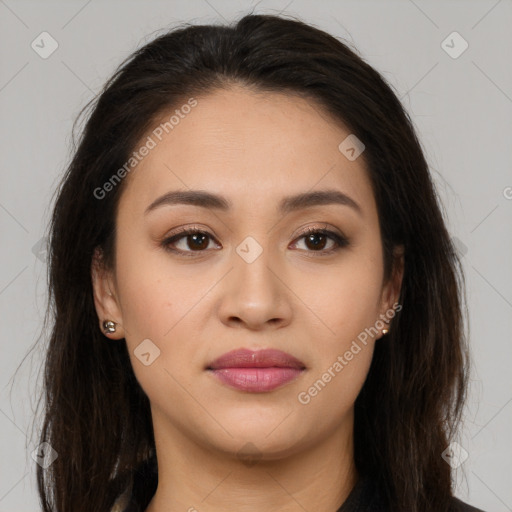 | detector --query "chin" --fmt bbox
[200,419,310,460]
